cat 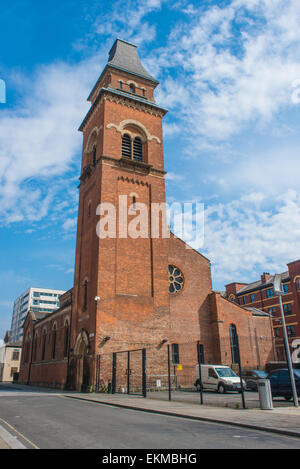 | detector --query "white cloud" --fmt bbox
[165,172,185,182]
[1,0,300,293]
[94,0,163,45]
[157,0,300,143]
[62,217,77,232]
[0,55,103,224]
[194,190,300,286]
[0,0,166,226]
